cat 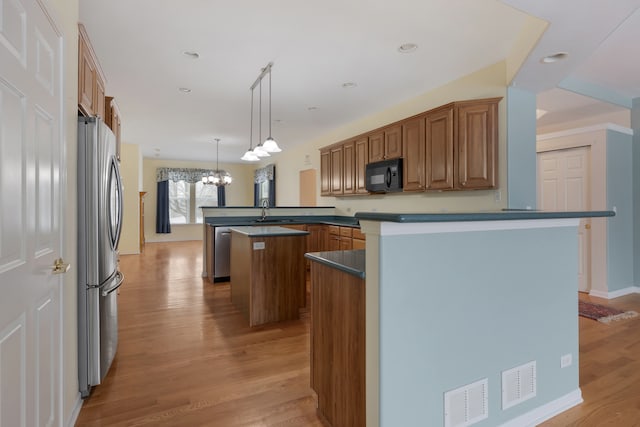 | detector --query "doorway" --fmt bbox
[537,146,592,292]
